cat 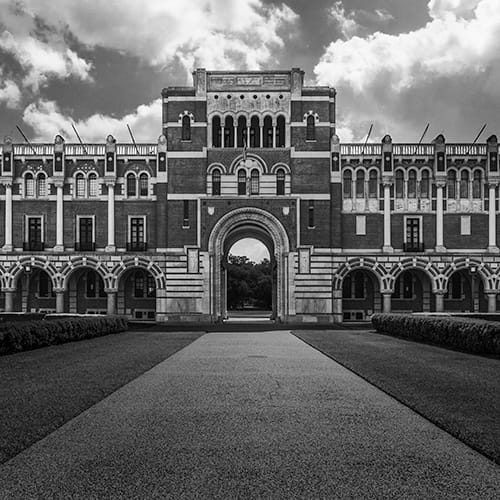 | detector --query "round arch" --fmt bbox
[443,258,492,289]
[208,207,291,322]
[333,258,385,291]
[8,257,59,289]
[60,257,109,290]
[110,257,165,290]
[228,153,267,174]
[389,258,440,291]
